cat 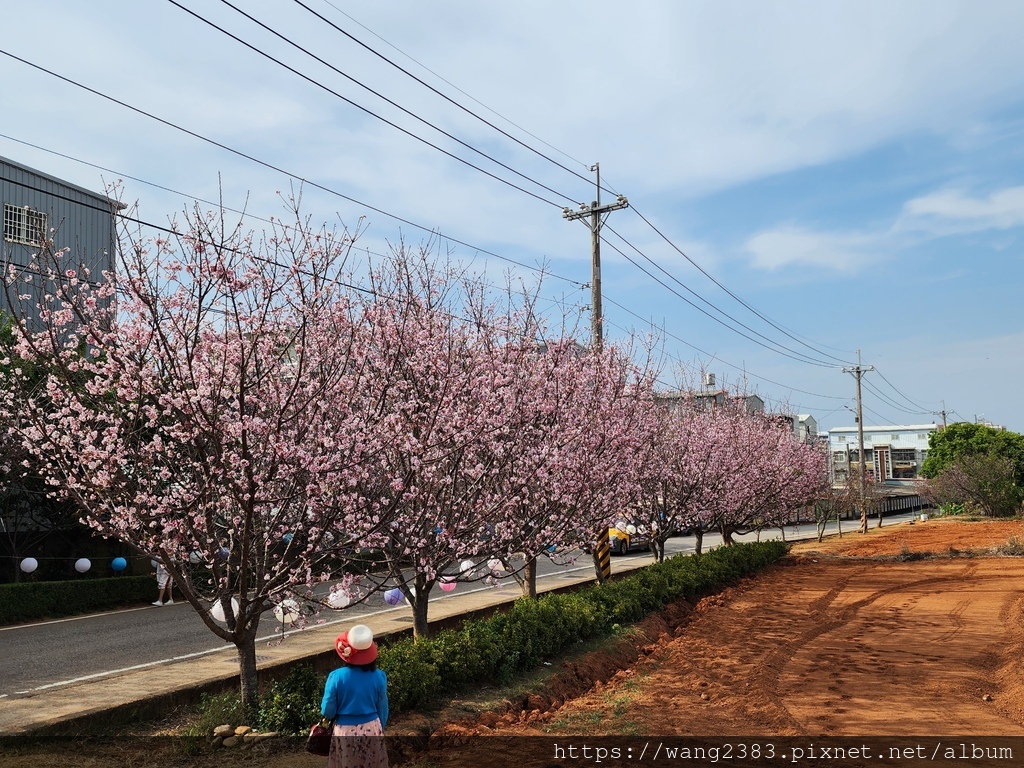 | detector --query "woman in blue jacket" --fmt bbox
[320,624,389,768]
